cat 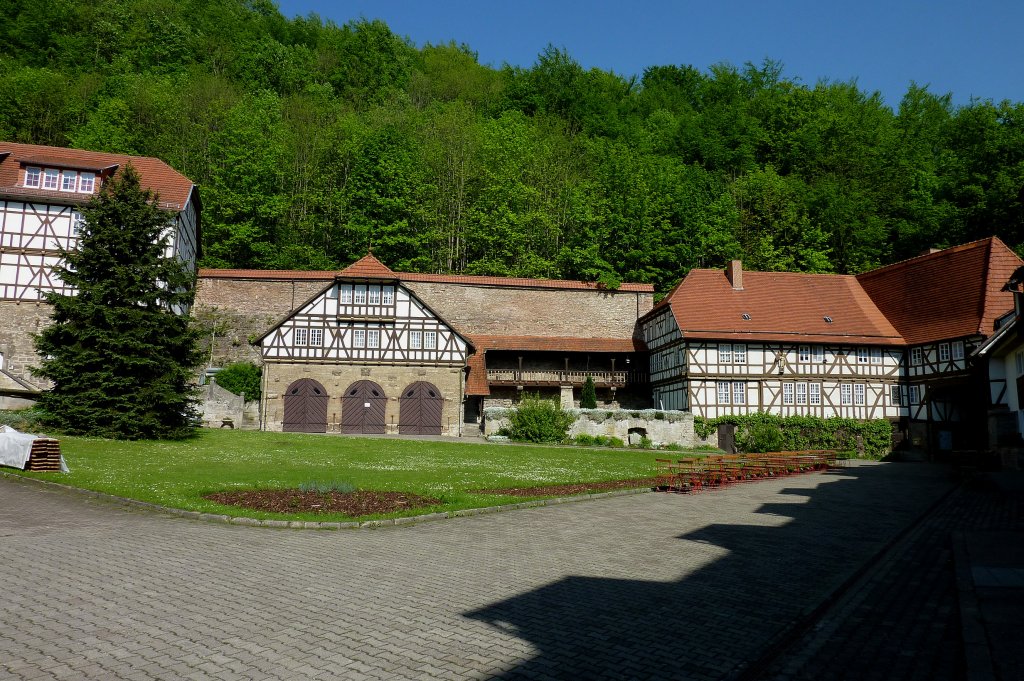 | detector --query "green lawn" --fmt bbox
[4,429,671,521]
